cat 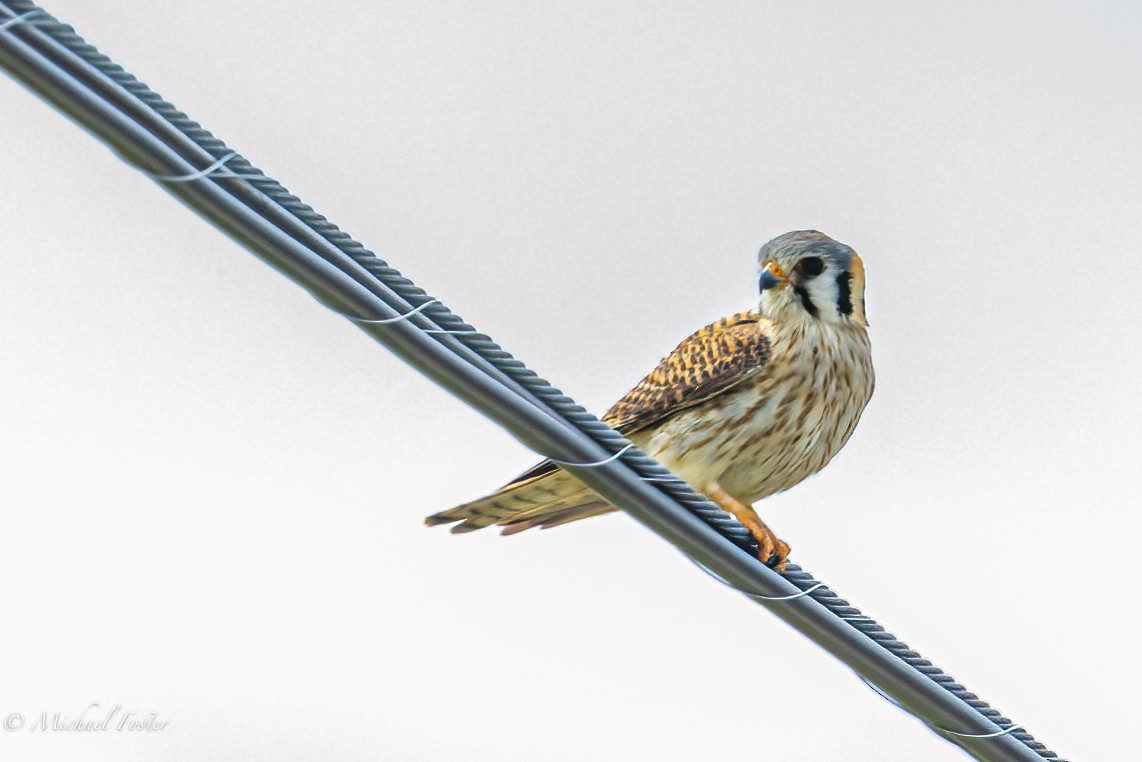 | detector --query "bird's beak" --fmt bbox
[758,261,787,291]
